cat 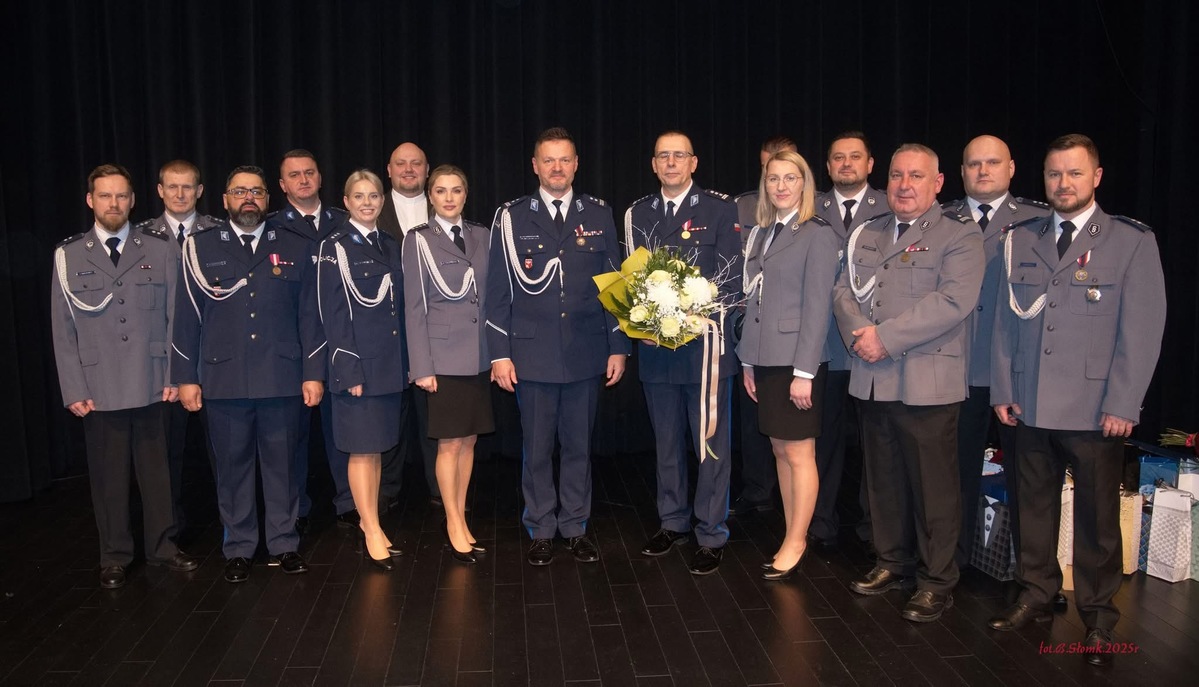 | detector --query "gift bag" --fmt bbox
[1191,502,1199,583]
[972,496,1016,581]
[1138,509,1152,572]
[1140,455,1180,489]
[1120,490,1143,575]
[1057,477,1075,566]
[1146,486,1194,583]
